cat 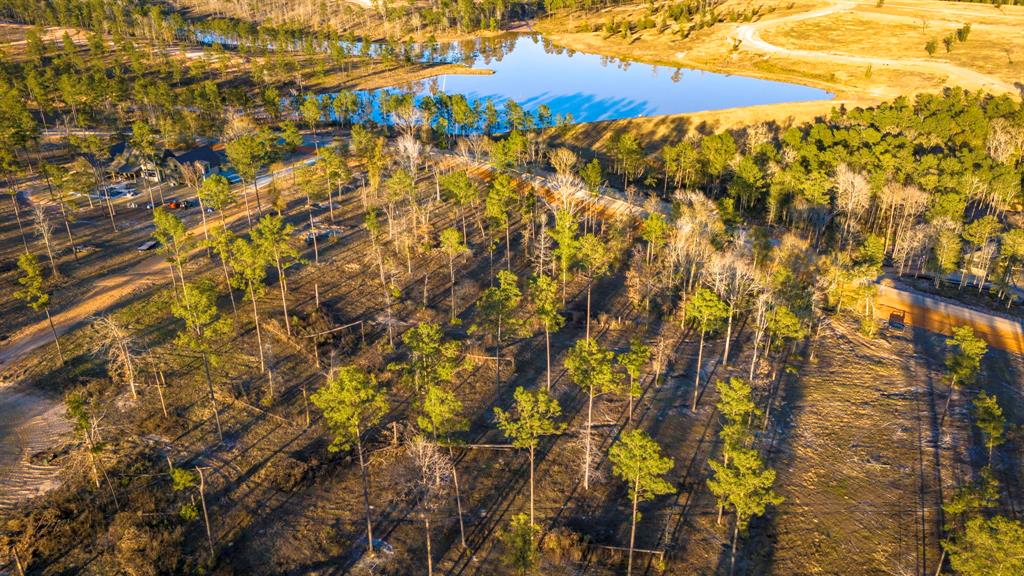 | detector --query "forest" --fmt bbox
[1,0,1023,575]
